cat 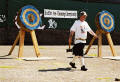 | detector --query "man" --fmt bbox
[69,11,97,71]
